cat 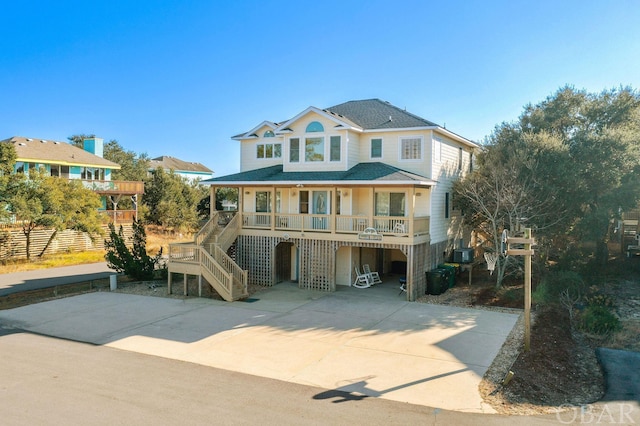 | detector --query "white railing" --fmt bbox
[241,212,428,236]
[242,213,271,228]
[216,213,240,252]
[335,215,369,233]
[213,245,247,295]
[373,217,409,234]
[169,242,199,262]
[200,248,233,297]
[195,213,218,247]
